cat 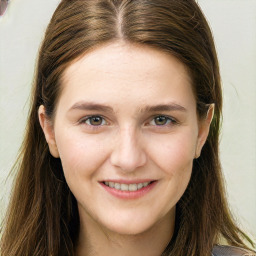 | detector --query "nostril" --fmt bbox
[0,0,9,16]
